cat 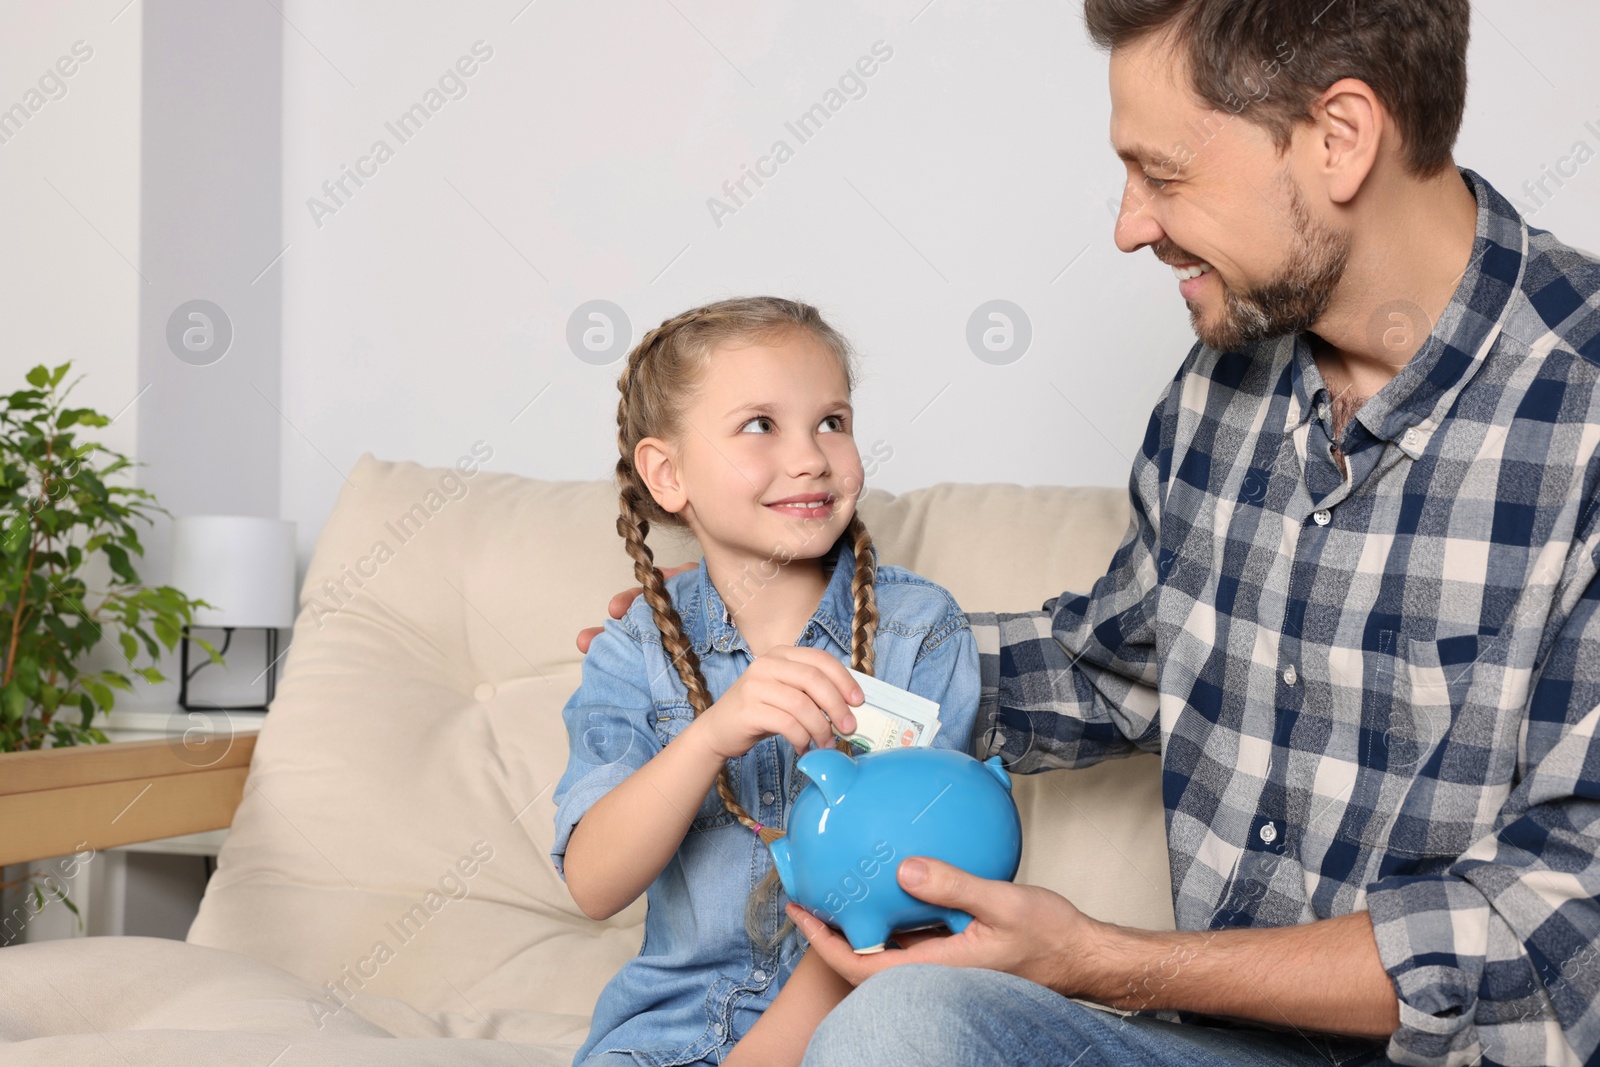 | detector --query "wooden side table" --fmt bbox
[0,706,260,943]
